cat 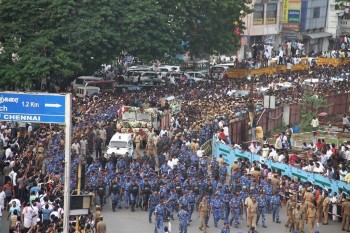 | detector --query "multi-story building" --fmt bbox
[299,0,330,54]
[239,0,348,58]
